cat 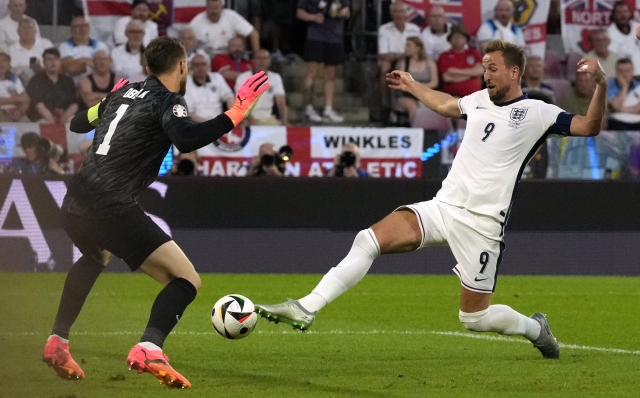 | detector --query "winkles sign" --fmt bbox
[196,126,424,178]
